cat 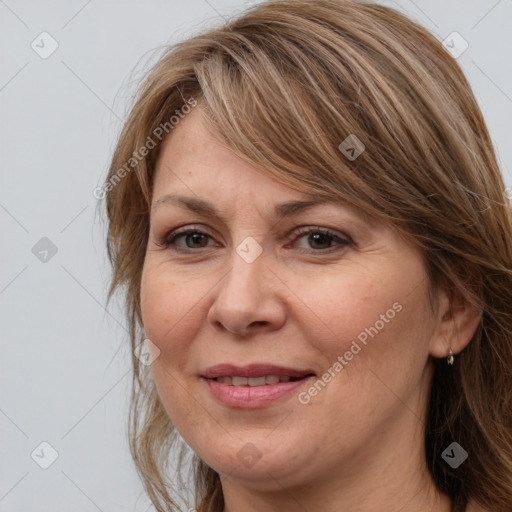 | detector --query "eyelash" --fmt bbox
[156,225,351,254]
